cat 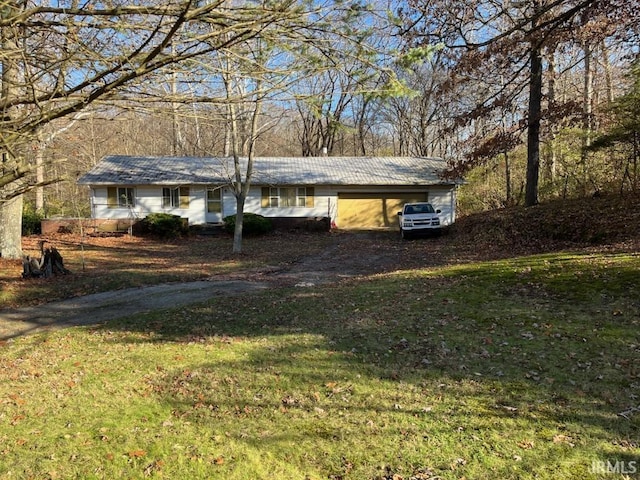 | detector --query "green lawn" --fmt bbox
[1,250,639,479]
